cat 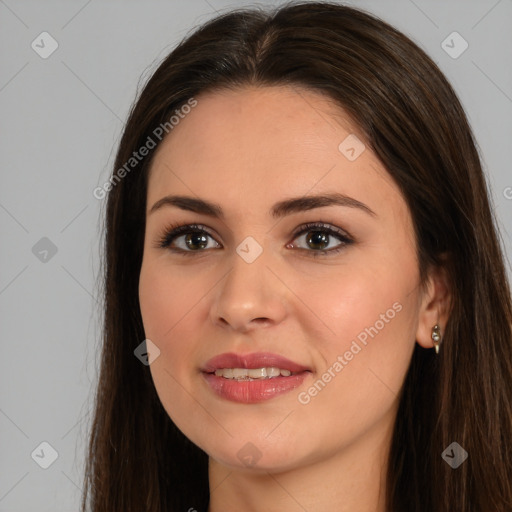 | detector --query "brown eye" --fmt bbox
[304,231,330,250]
[182,232,210,250]
[156,221,353,257]
[157,224,221,254]
[289,222,353,256]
